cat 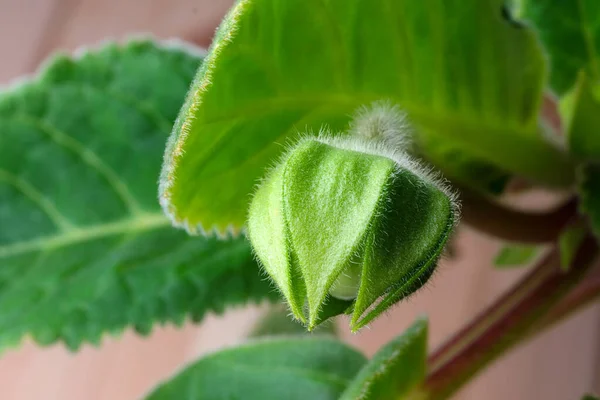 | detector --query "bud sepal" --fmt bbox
[248,134,458,331]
